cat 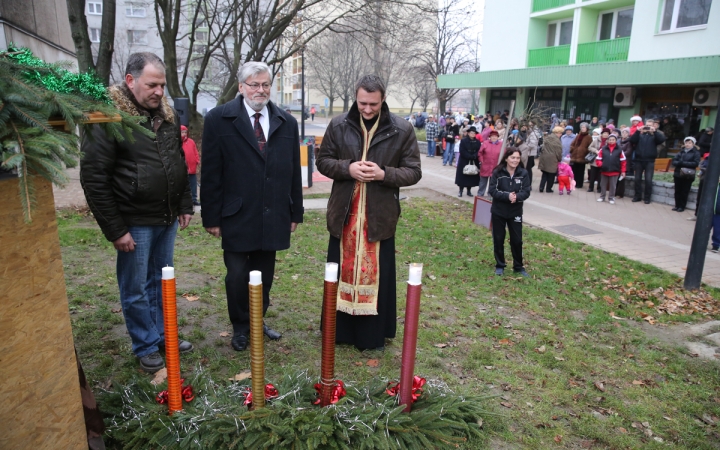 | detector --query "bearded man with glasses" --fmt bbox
[201,61,304,351]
